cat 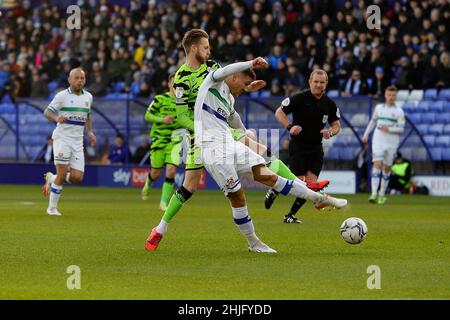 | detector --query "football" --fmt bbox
[340,217,368,244]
